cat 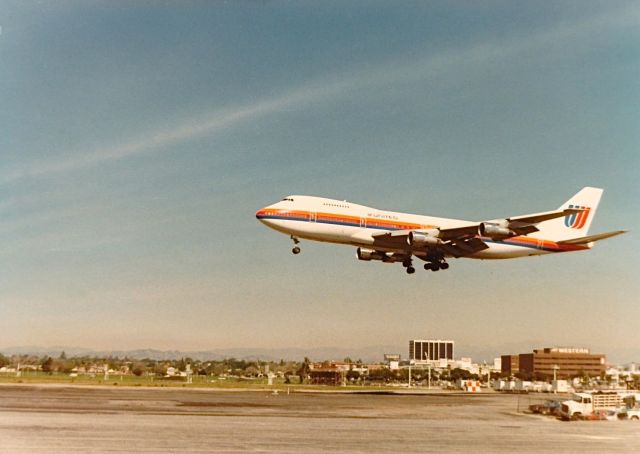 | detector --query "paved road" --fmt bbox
[0,385,638,452]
